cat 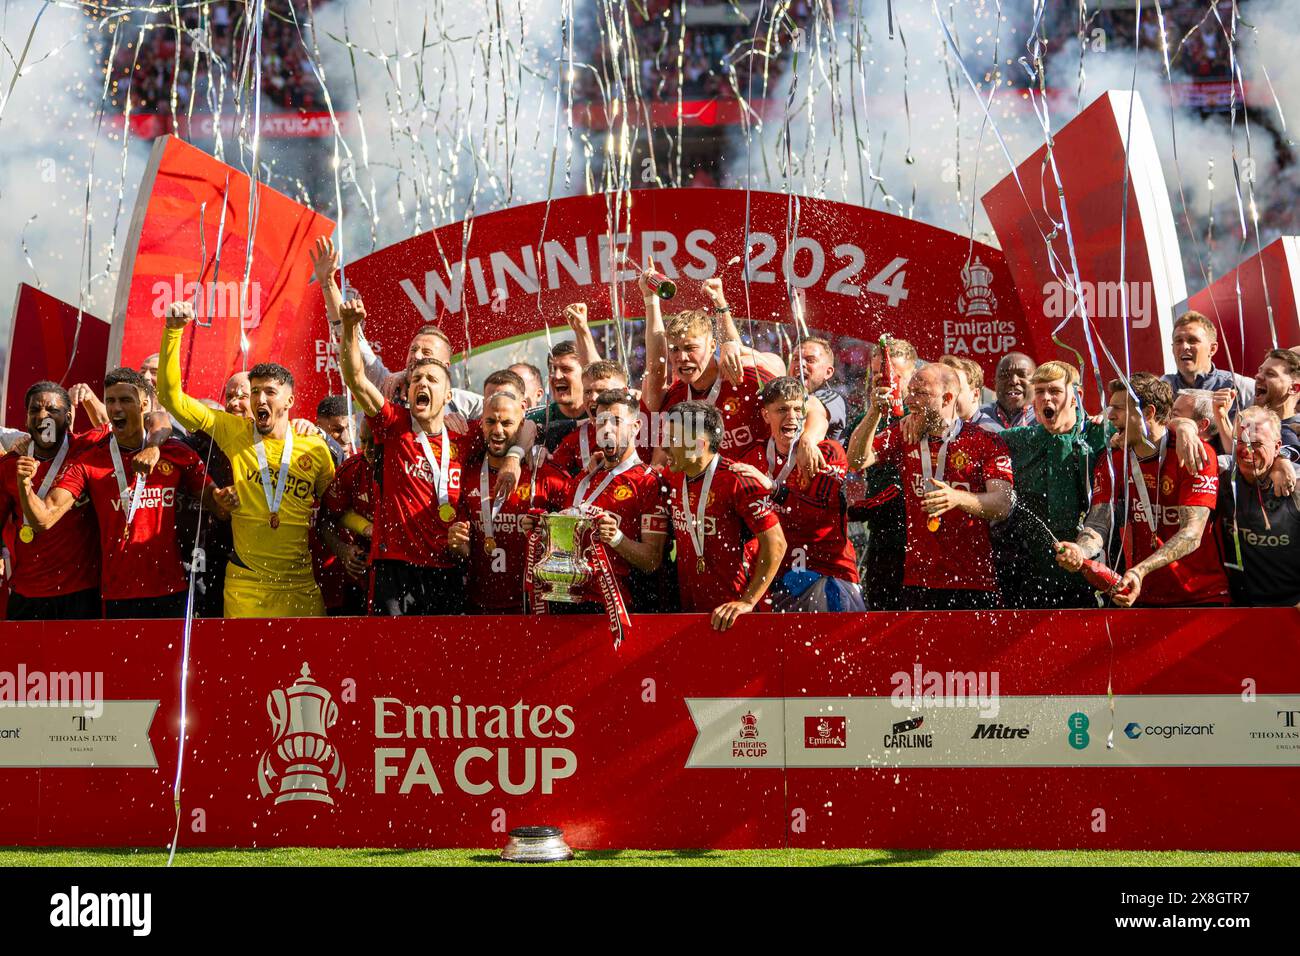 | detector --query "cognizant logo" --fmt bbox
[1125,722,1214,740]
